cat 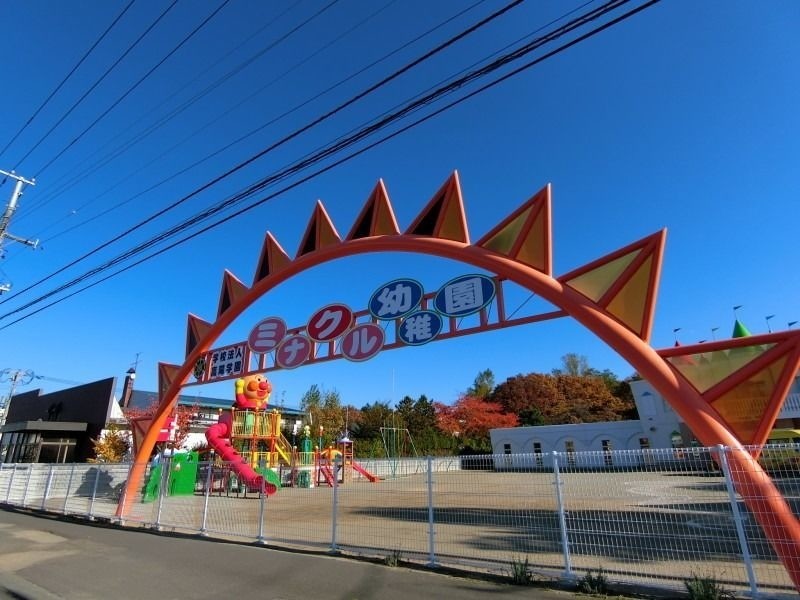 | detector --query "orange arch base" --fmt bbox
[120,172,800,590]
